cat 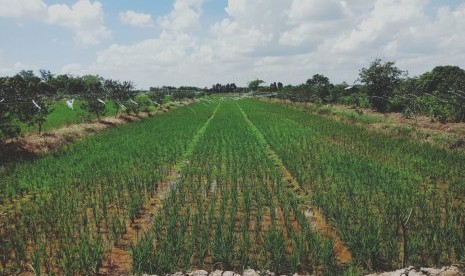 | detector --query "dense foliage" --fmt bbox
[270,61,465,122]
